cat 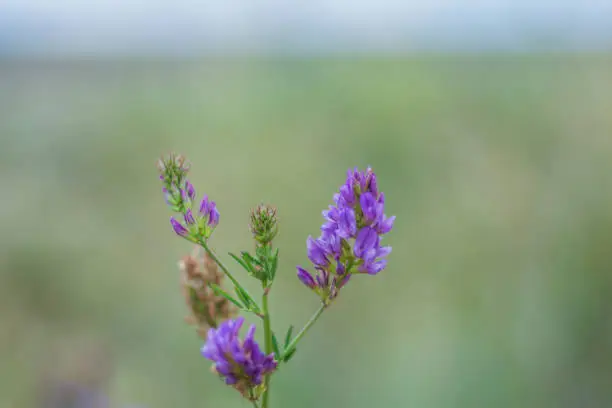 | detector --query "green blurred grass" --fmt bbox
[1,56,612,408]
